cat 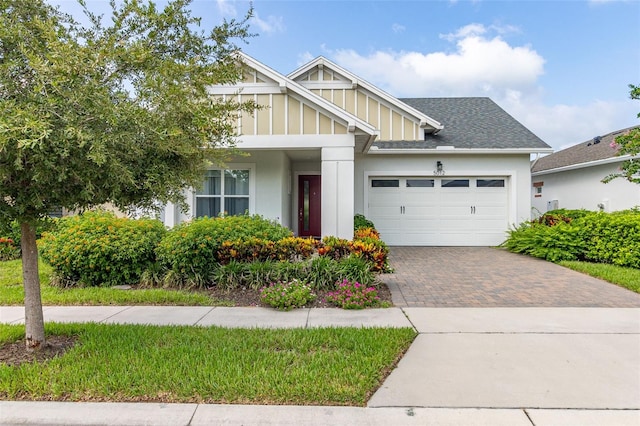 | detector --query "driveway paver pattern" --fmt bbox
[383,247,640,307]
